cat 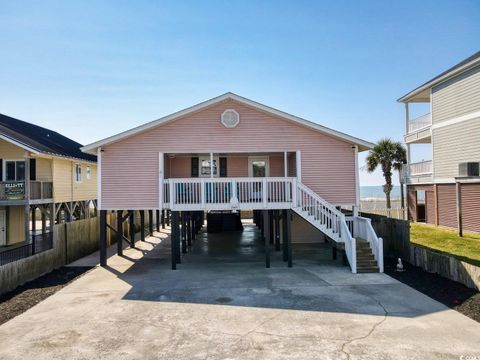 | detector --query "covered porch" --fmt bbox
[161,151,300,212]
